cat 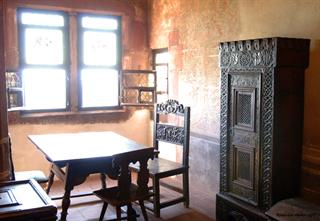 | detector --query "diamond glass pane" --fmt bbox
[237,94,252,125]
[82,16,118,30]
[83,31,117,66]
[25,28,63,65]
[21,12,64,27]
[81,69,119,107]
[22,68,66,110]
[140,91,154,103]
